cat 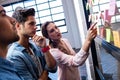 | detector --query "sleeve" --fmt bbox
[50,39,89,67]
